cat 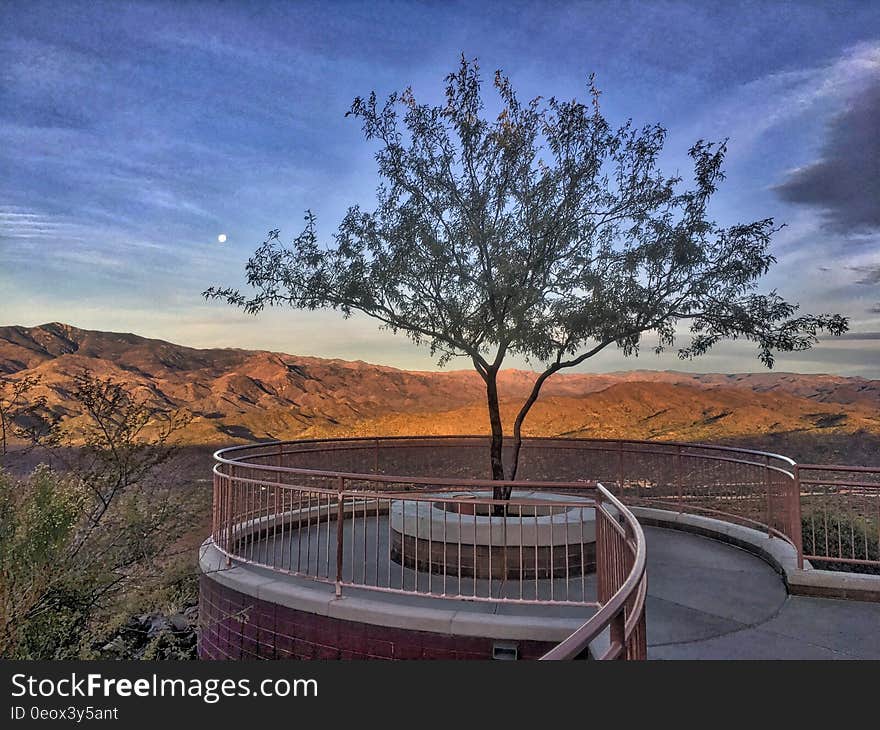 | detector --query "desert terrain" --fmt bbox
[1,322,878,466]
